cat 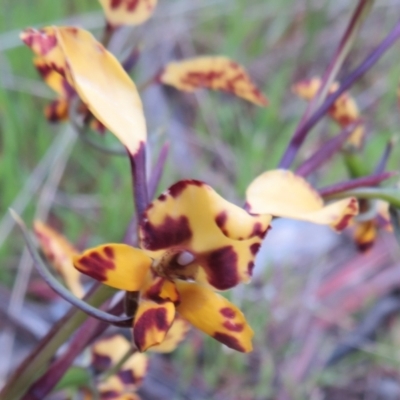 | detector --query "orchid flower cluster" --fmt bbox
[5,0,400,399]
